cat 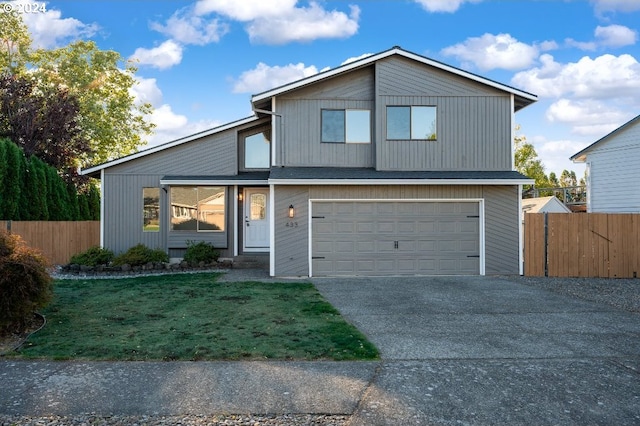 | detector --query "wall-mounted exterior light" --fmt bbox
[288,205,295,218]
